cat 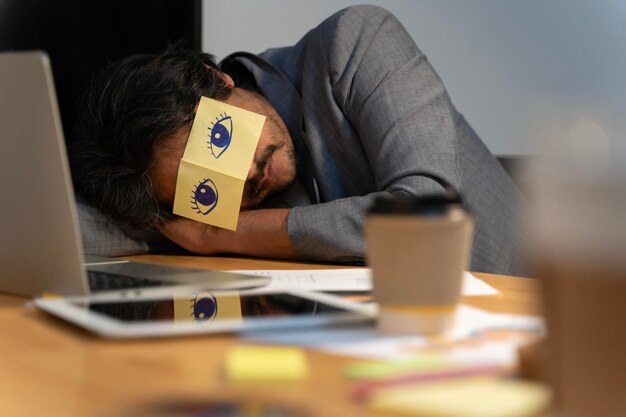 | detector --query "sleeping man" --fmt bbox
[71,5,528,276]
